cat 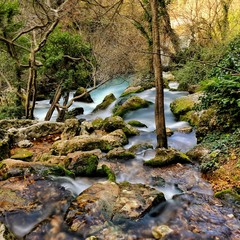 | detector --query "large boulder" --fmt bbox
[73,87,93,103]
[144,148,192,167]
[64,181,165,236]
[92,93,116,112]
[9,122,65,143]
[120,86,144,97]
[101,116,139,136]
[113,96,151,117]
[106,147,135,161]
[170,93,201,122]
[51,129,128,155]
[61,119,81,140]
